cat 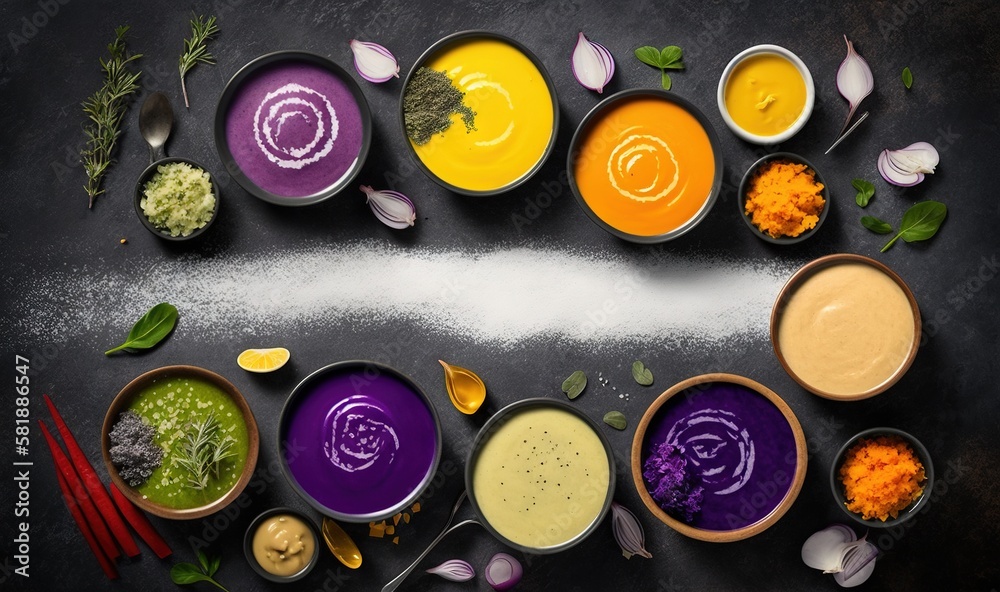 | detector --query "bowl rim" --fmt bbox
[770,254,922,400]
[463,397,617,554]
[134,157,221,241]
[737,152,829,244]
[716,44,816,145]
[101,365,260,520]
[243,506,321,582]
[276,360,442,523]
[566,87,724,244]
[213,50,373,206]
[829,427,934,528]
[630,373,807,542]
[397,29,560,197]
